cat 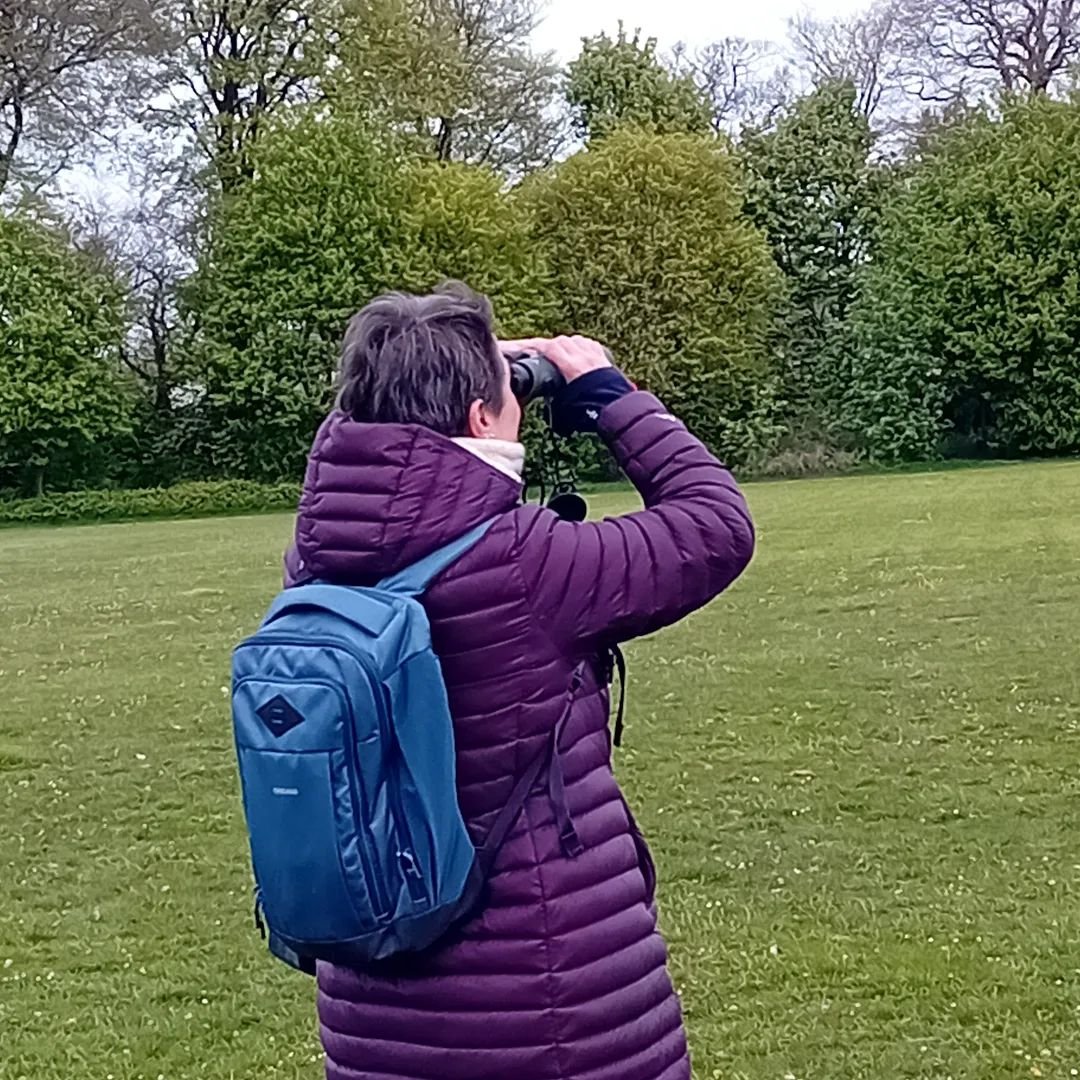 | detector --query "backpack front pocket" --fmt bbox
[233,675,390,939]
[238,746,388,939]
